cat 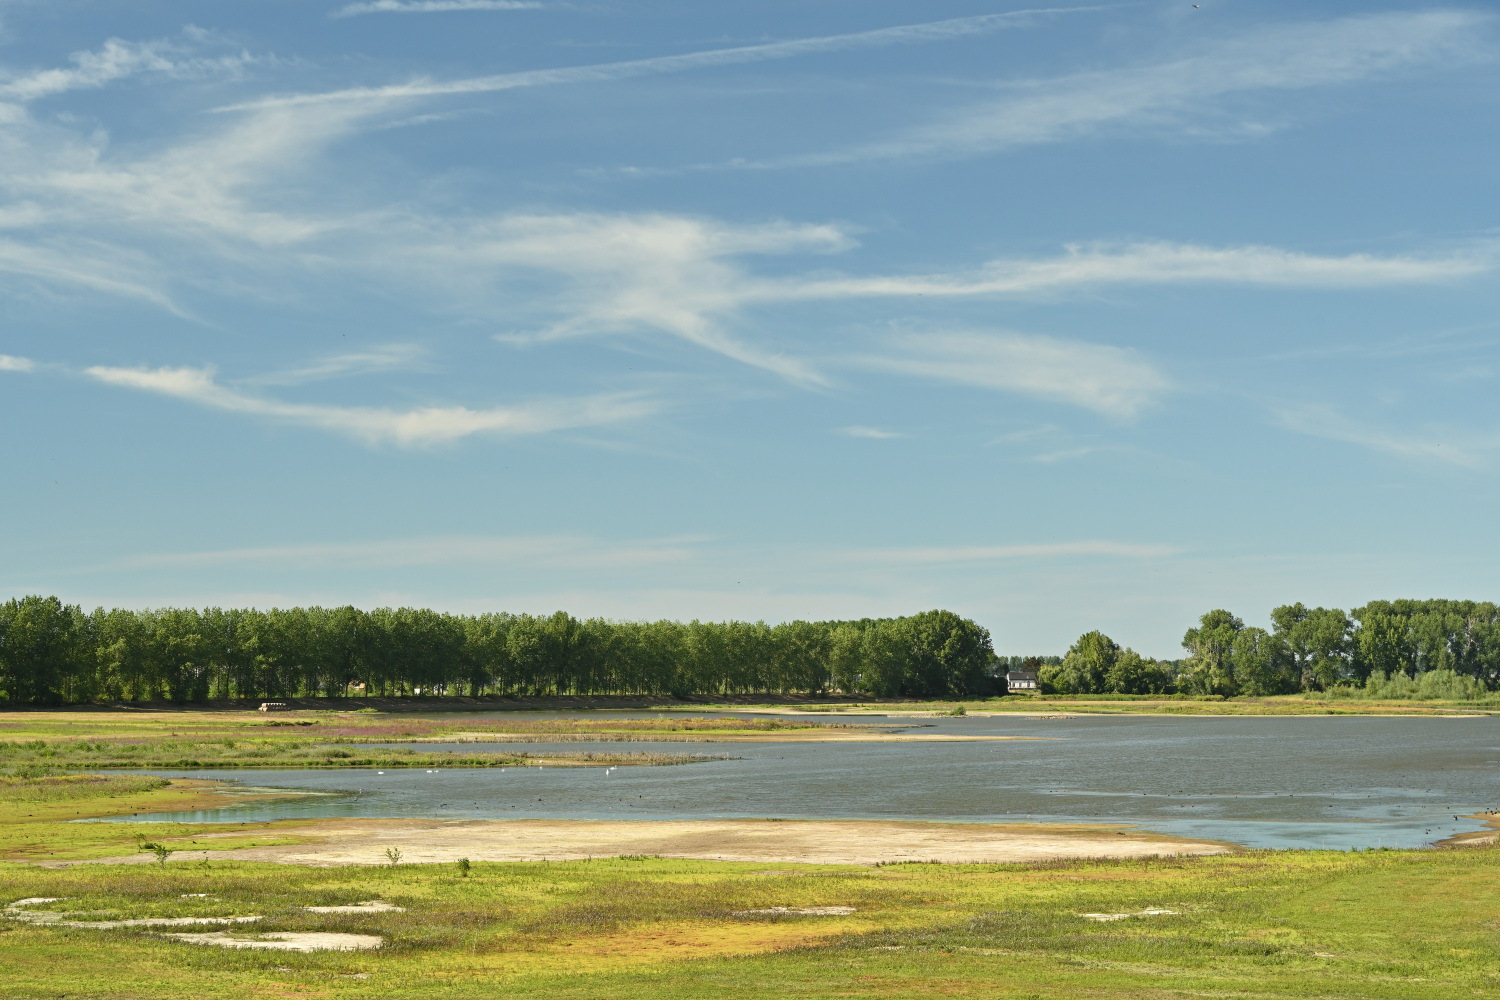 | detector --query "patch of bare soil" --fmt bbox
[1437,814,1500,847]
[163,931,382,951]
[65,818,1231,867]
